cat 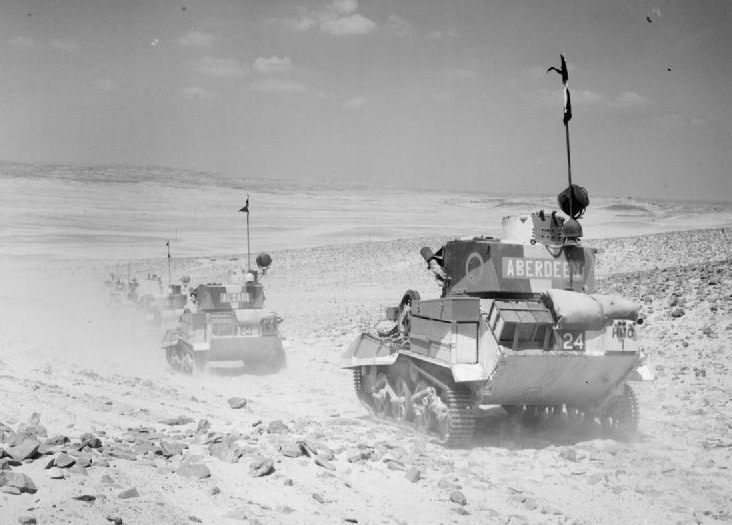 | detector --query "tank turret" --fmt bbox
[422,211,595,299]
